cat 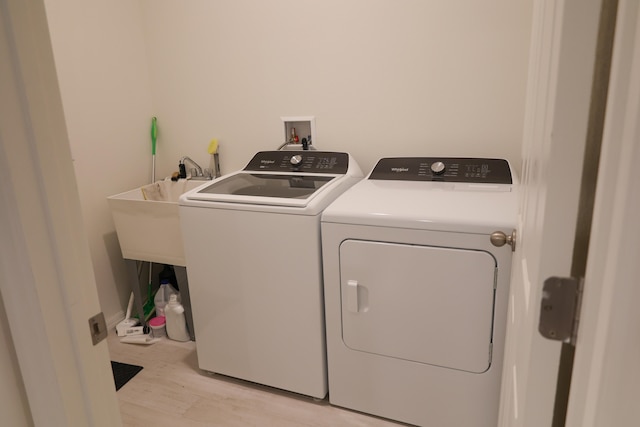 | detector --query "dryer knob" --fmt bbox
[430,161,446,175]
[290,155,303,166]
